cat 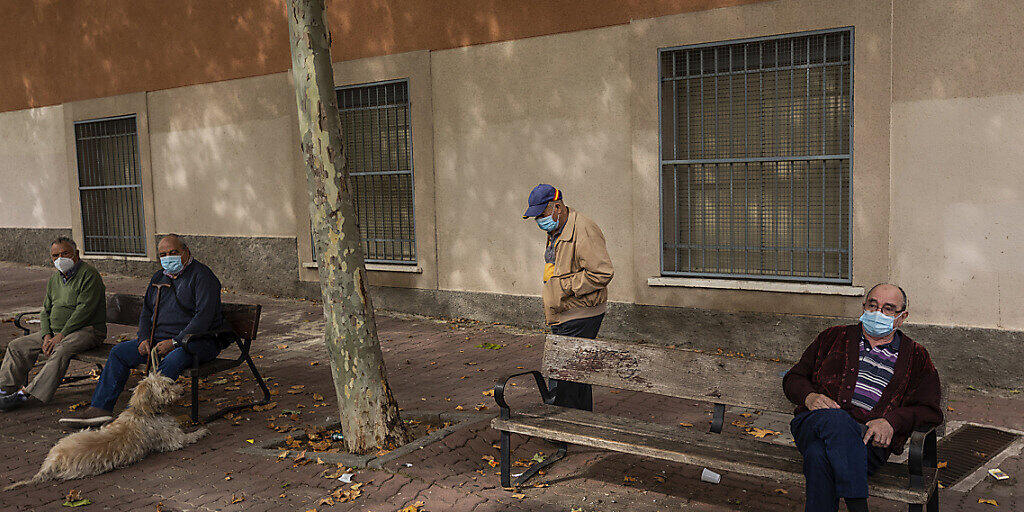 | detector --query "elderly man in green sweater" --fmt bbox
[0,237,106,411]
